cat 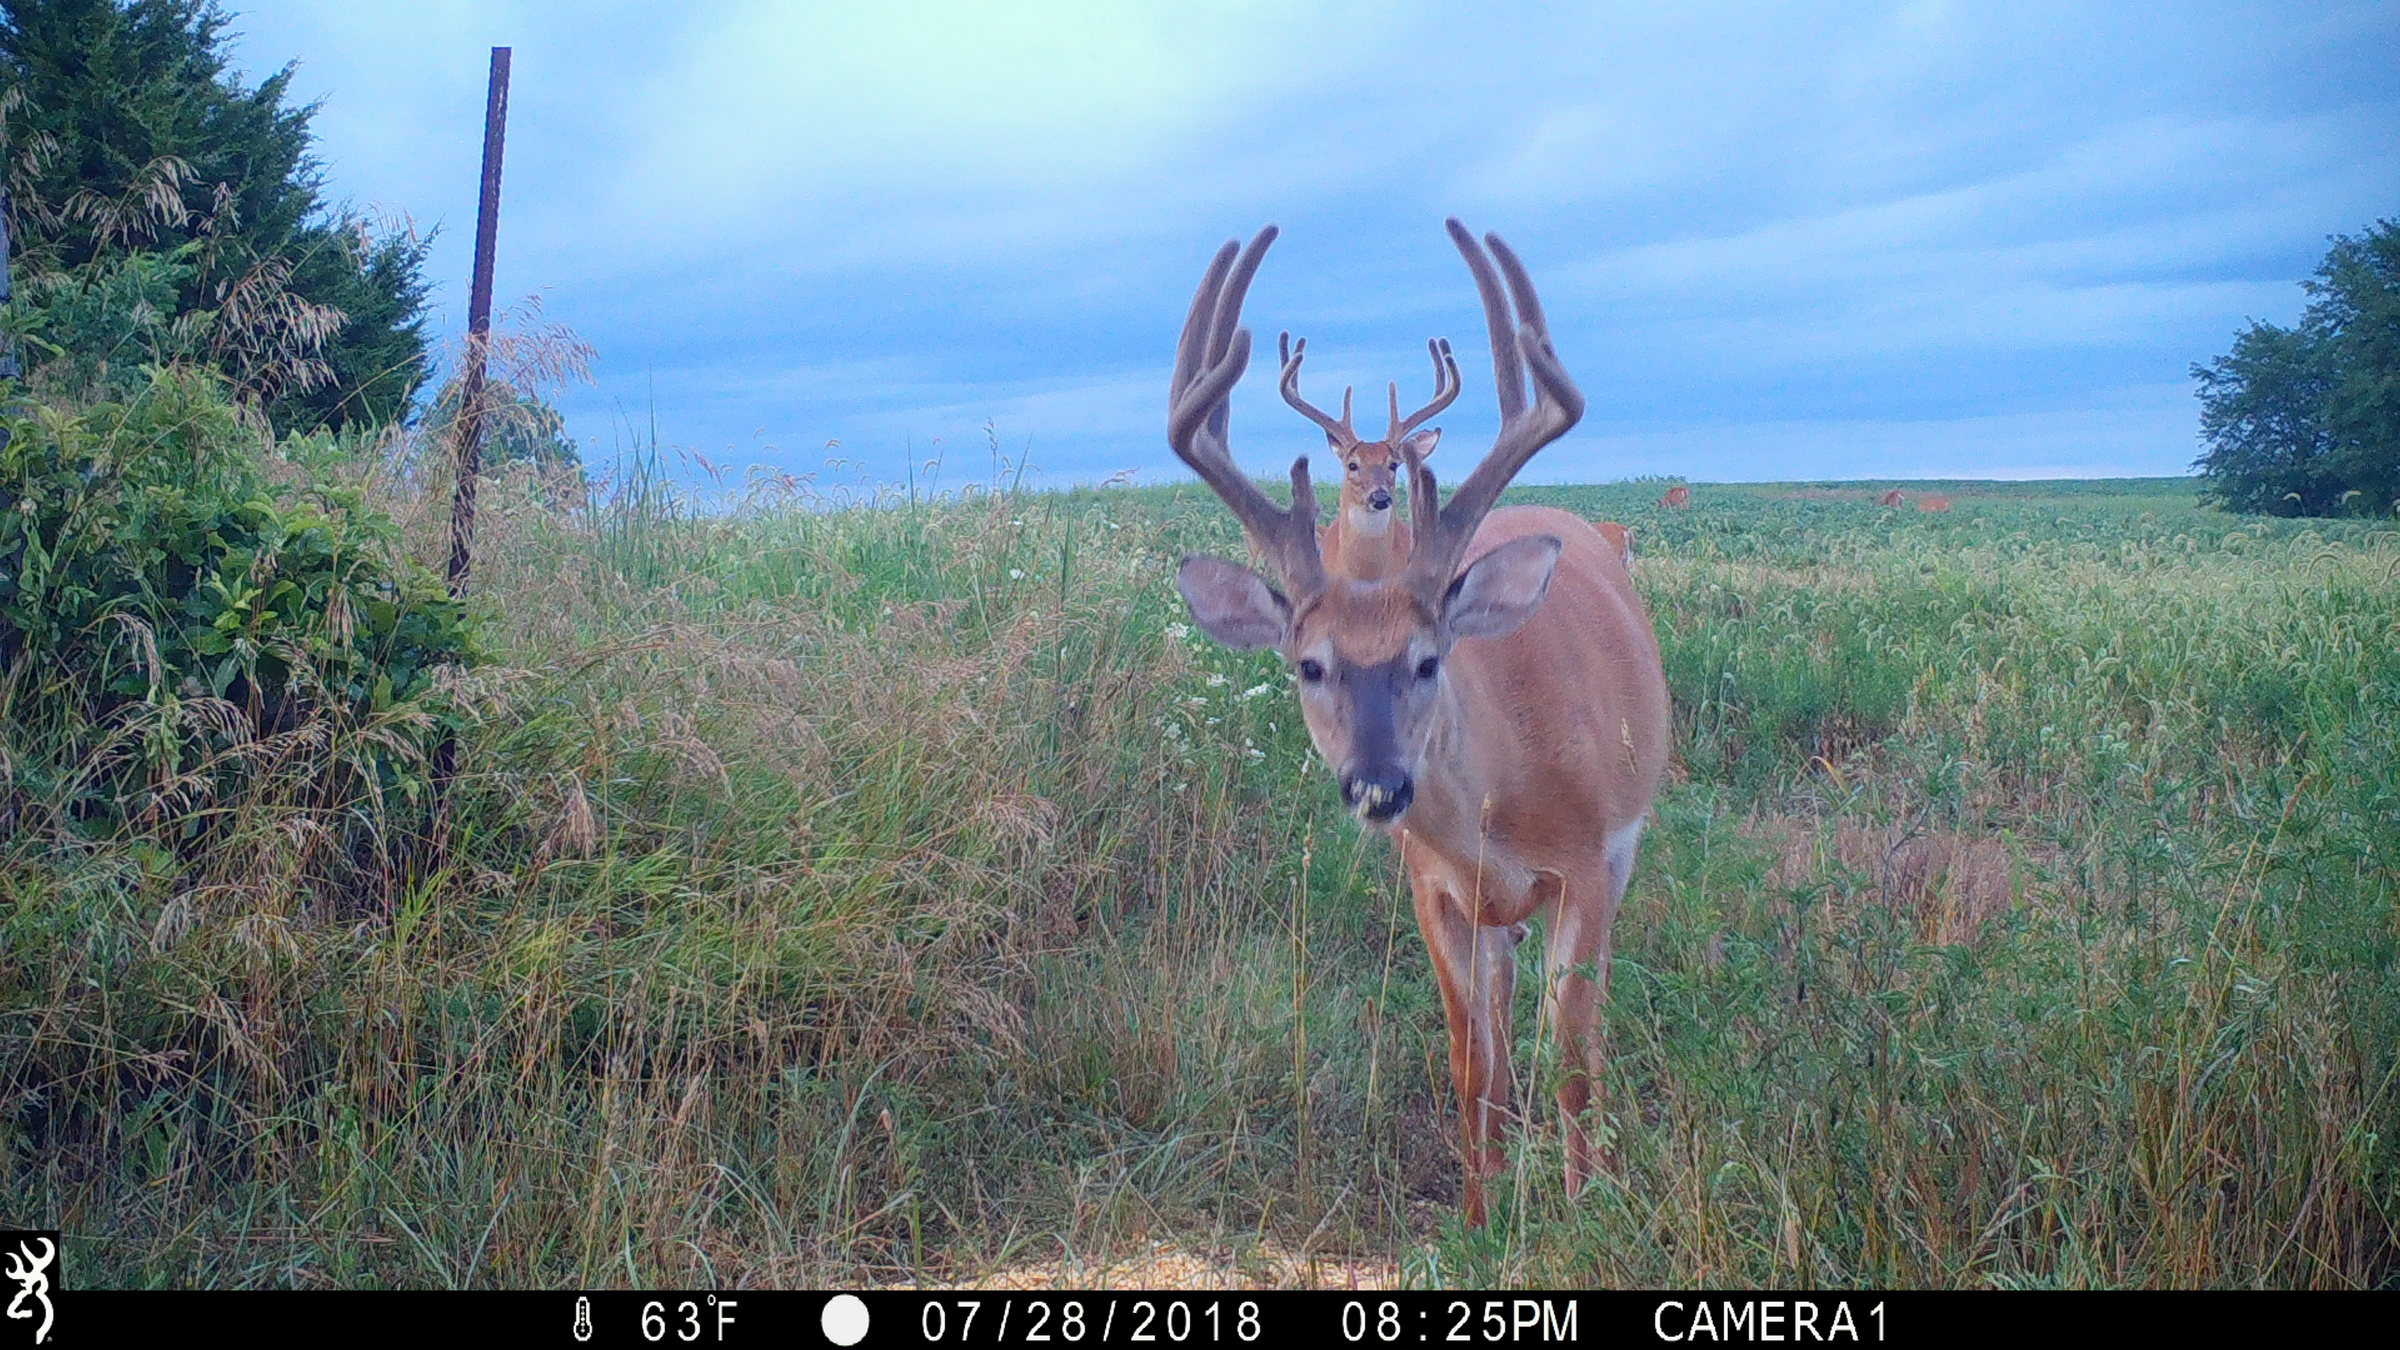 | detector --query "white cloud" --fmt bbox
[219,0,2397,486]
[1513,382,2202,484]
